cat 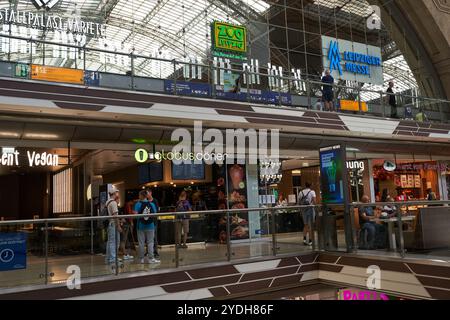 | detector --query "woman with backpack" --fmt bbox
[176,191,192,249]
